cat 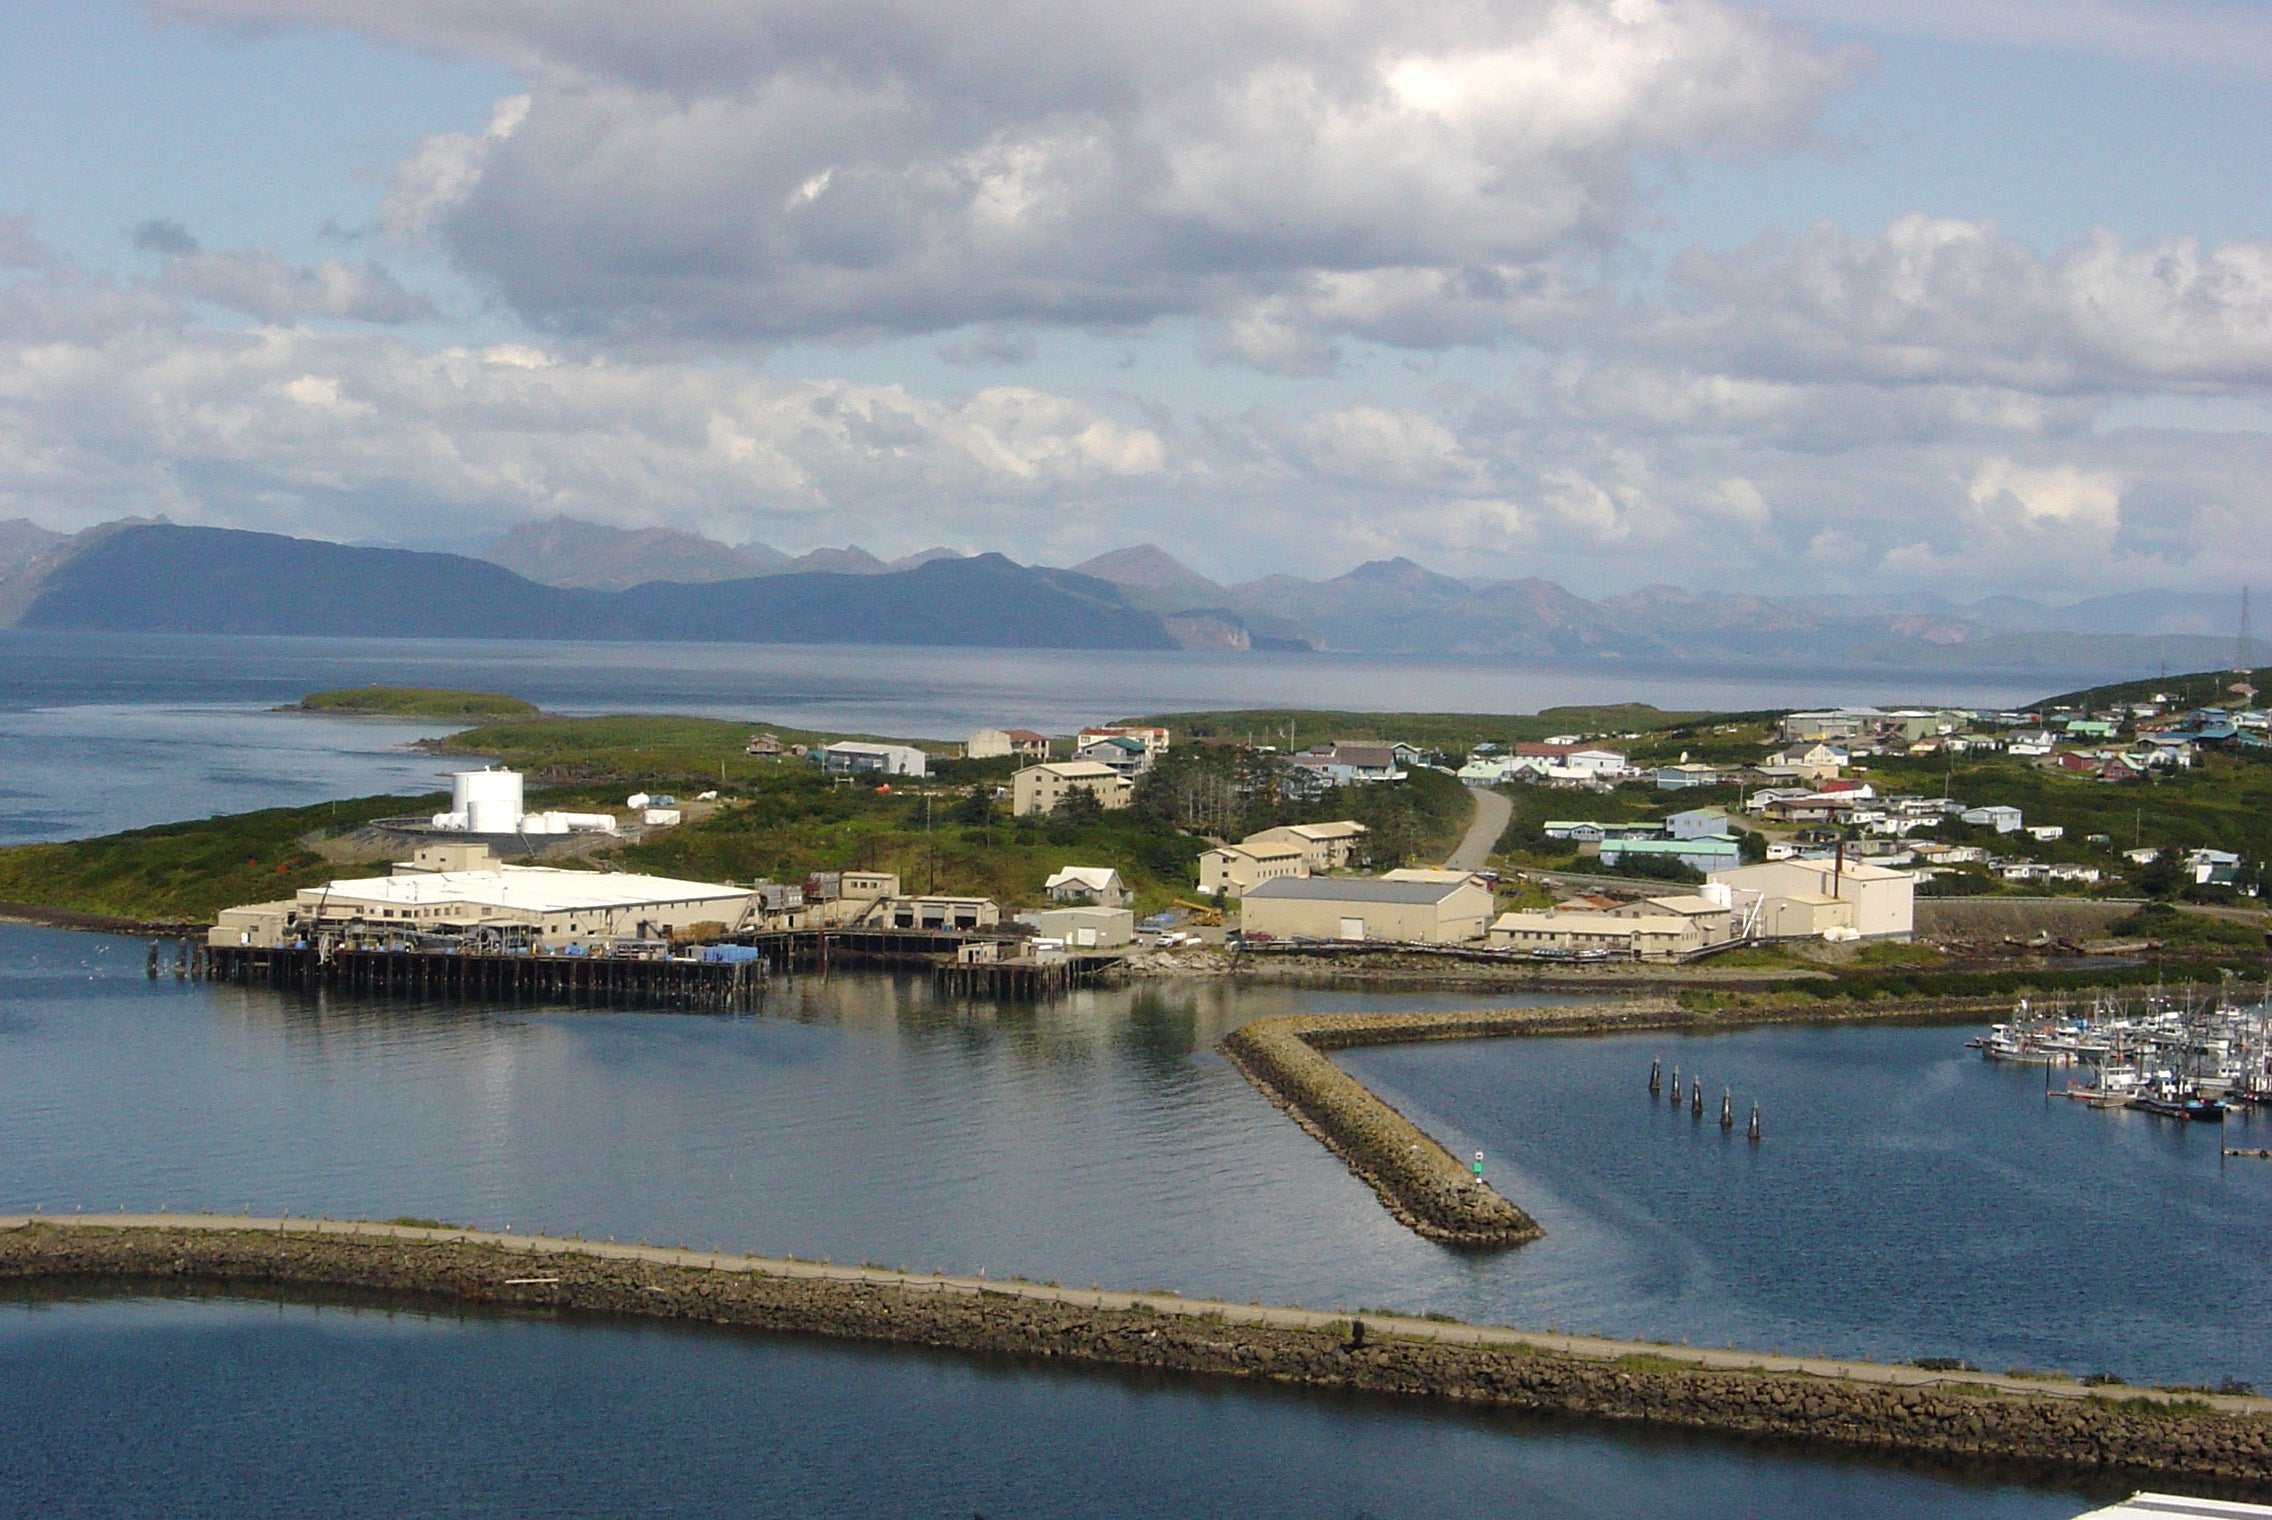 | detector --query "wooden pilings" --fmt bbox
[201,944,763,1012]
